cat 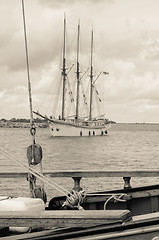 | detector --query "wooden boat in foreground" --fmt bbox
[1,170,159,239]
